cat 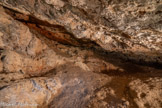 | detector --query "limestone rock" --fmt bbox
[0,7,65,76]
[129,78,162,108]
[0,0,162,63]
[45,0,65,9]
[0,1,161,108]
[0,77,62,108]
[48,65,111,108]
